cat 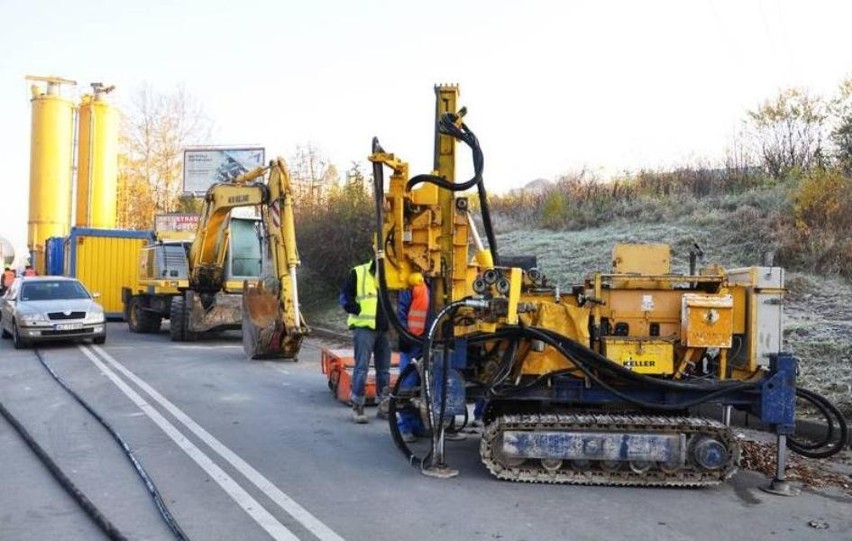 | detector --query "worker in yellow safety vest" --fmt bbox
[339,259,390,424]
